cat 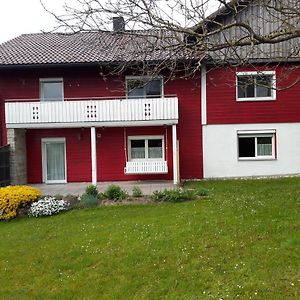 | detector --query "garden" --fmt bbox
[0,177,300,299]
[0,183,208,221]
